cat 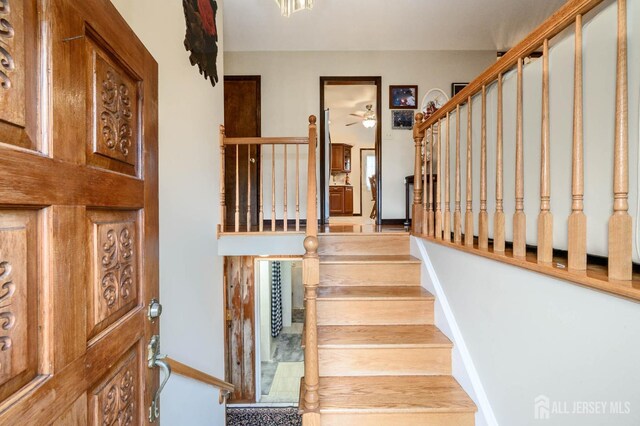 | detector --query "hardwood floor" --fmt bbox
[300,231,476,424]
